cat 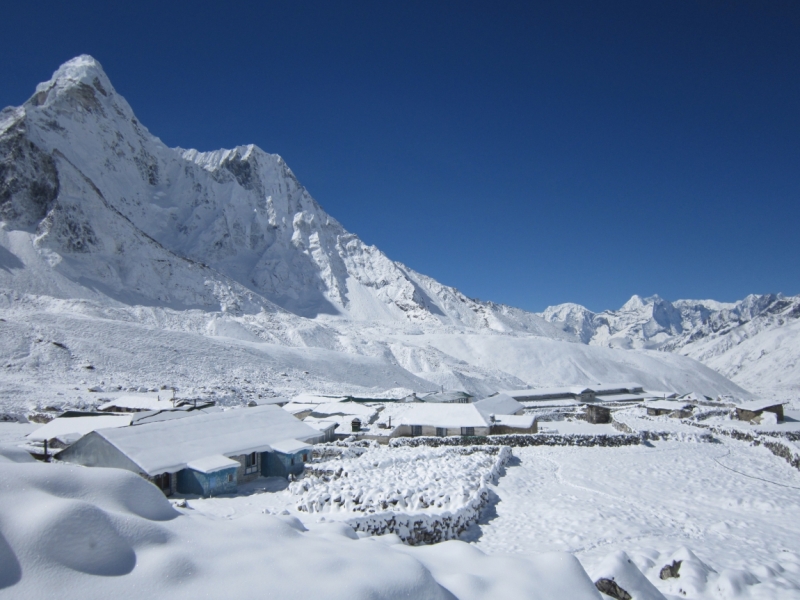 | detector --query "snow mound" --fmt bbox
[590,550,666,600]
[0,458,602,599]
